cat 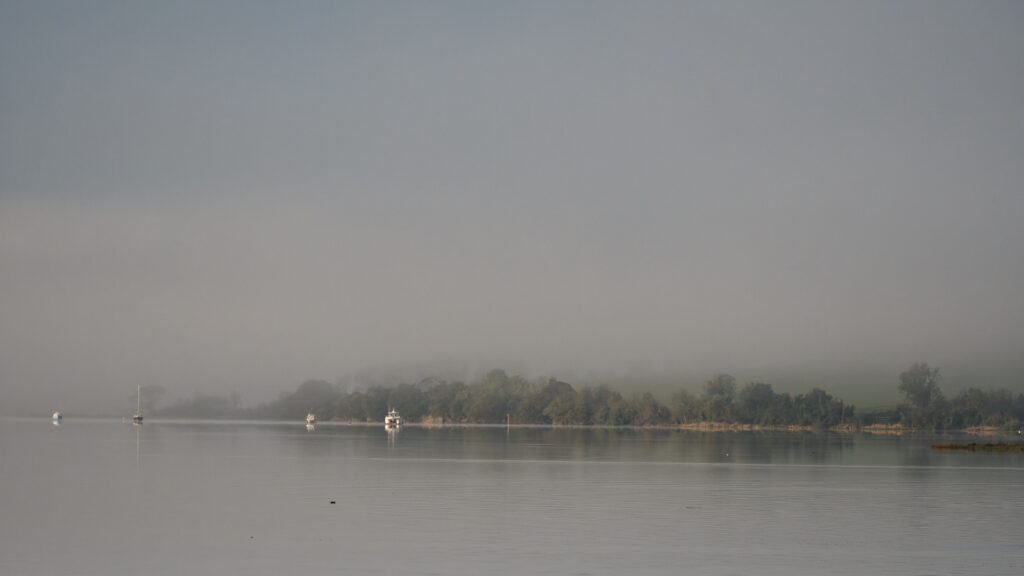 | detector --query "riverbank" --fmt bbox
[931,441,1024,453]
